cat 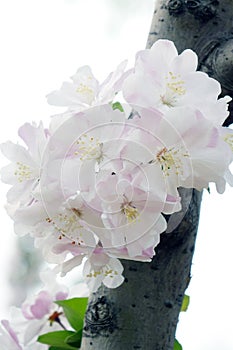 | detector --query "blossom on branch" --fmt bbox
[1,39,233,295]
[122,39,231,125]
[47,60,129,112]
